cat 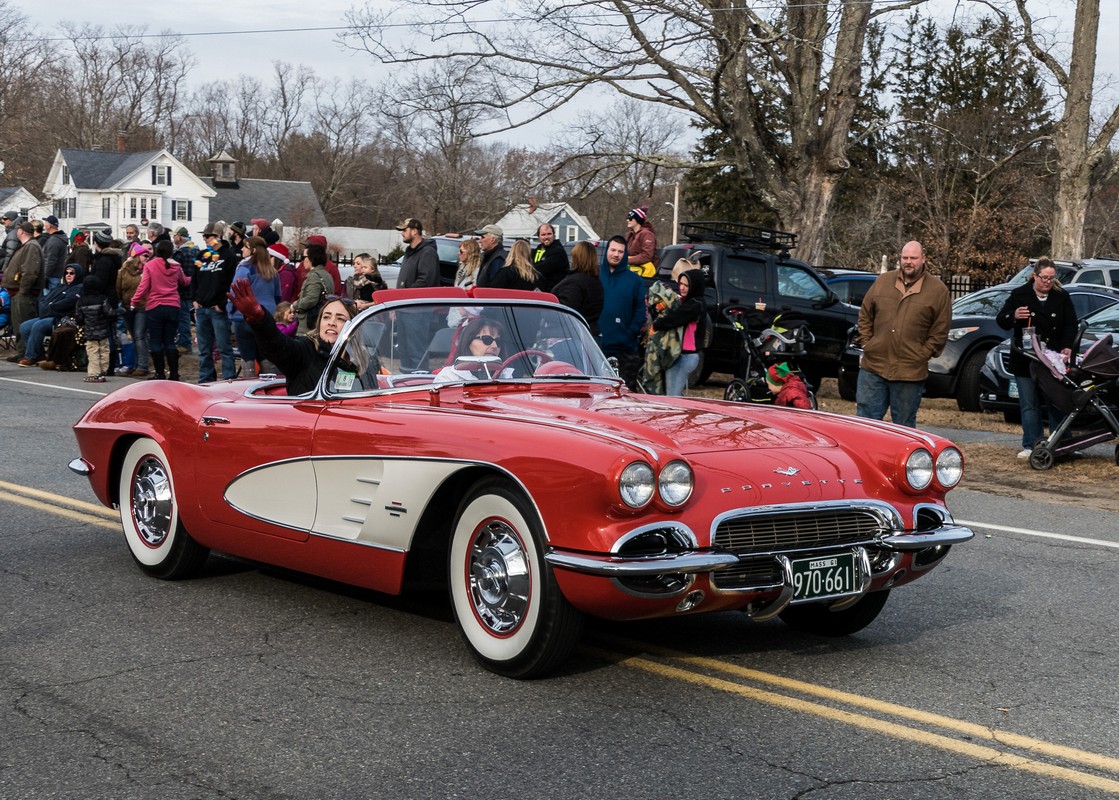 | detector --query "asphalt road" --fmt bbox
[2,366,1118,799]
